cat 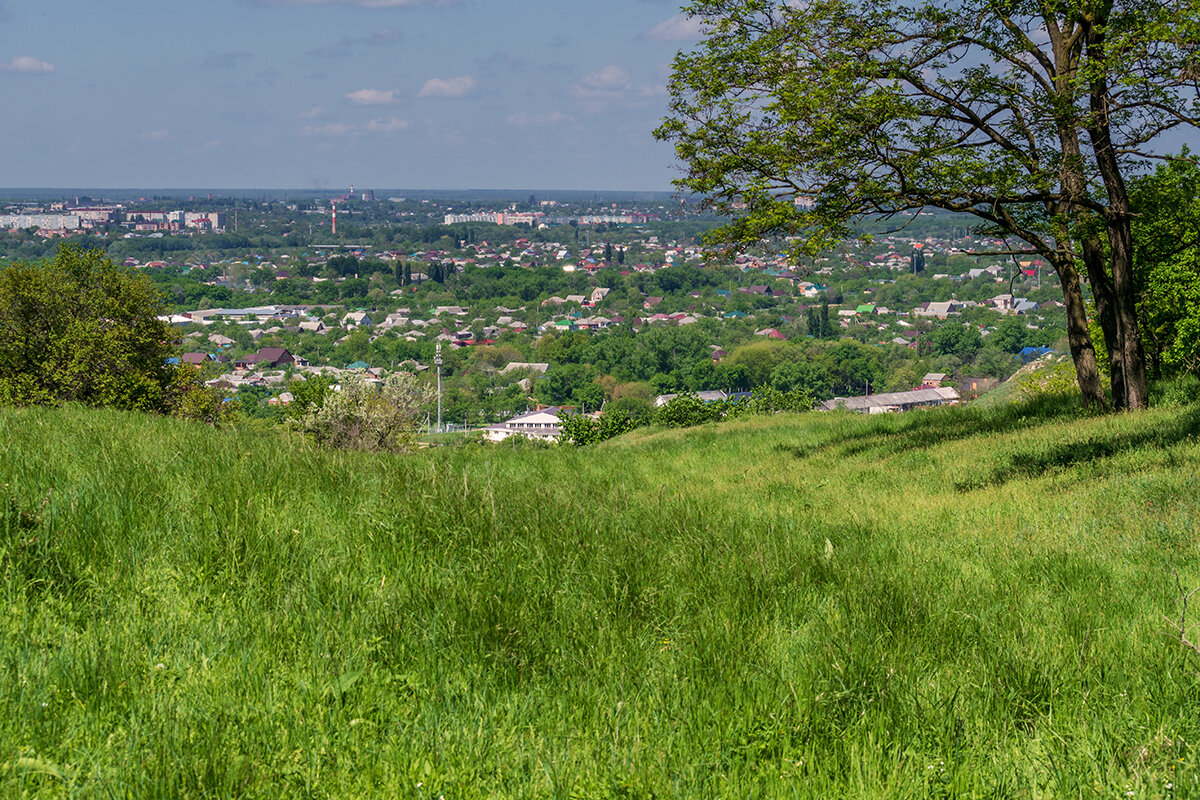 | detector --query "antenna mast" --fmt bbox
[435,343,443,433]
